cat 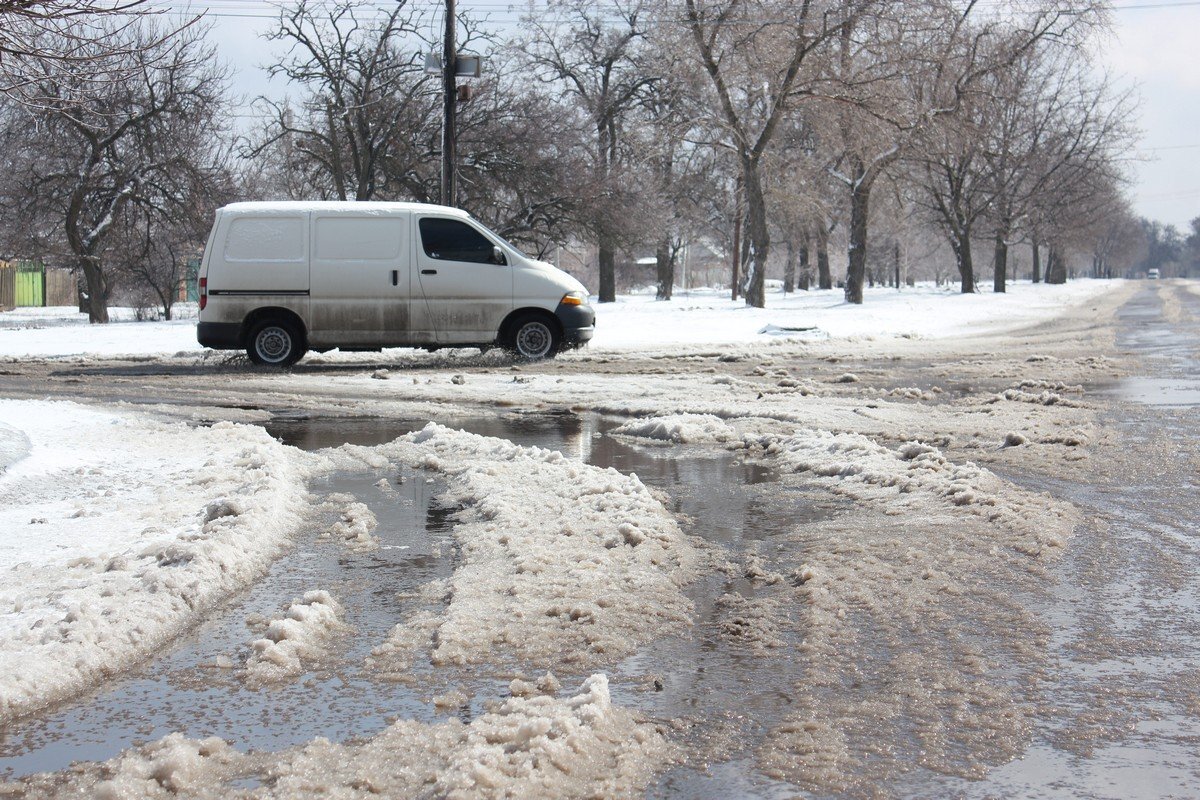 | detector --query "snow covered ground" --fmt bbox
[0,400,312,722]
[0,281,1123,359]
